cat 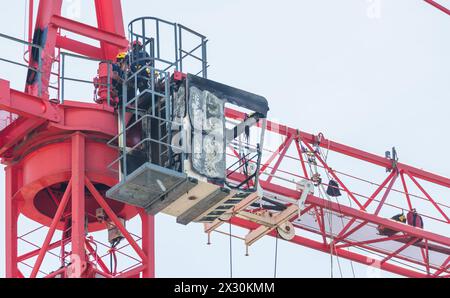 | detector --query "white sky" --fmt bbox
[0,0,449,278]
